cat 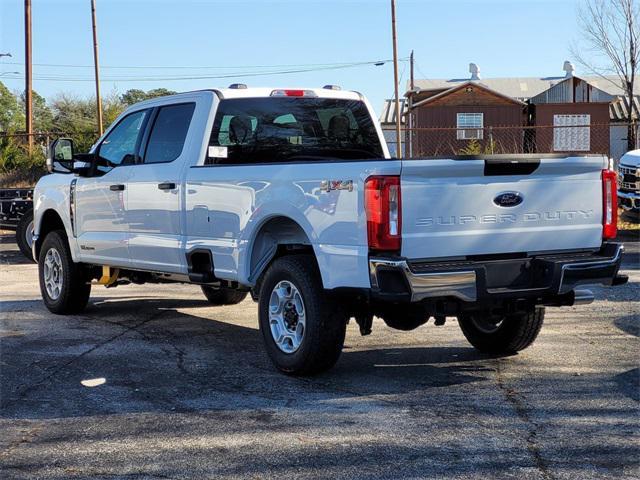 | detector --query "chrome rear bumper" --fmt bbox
[369,243,625,303]
[369,258,477,302]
